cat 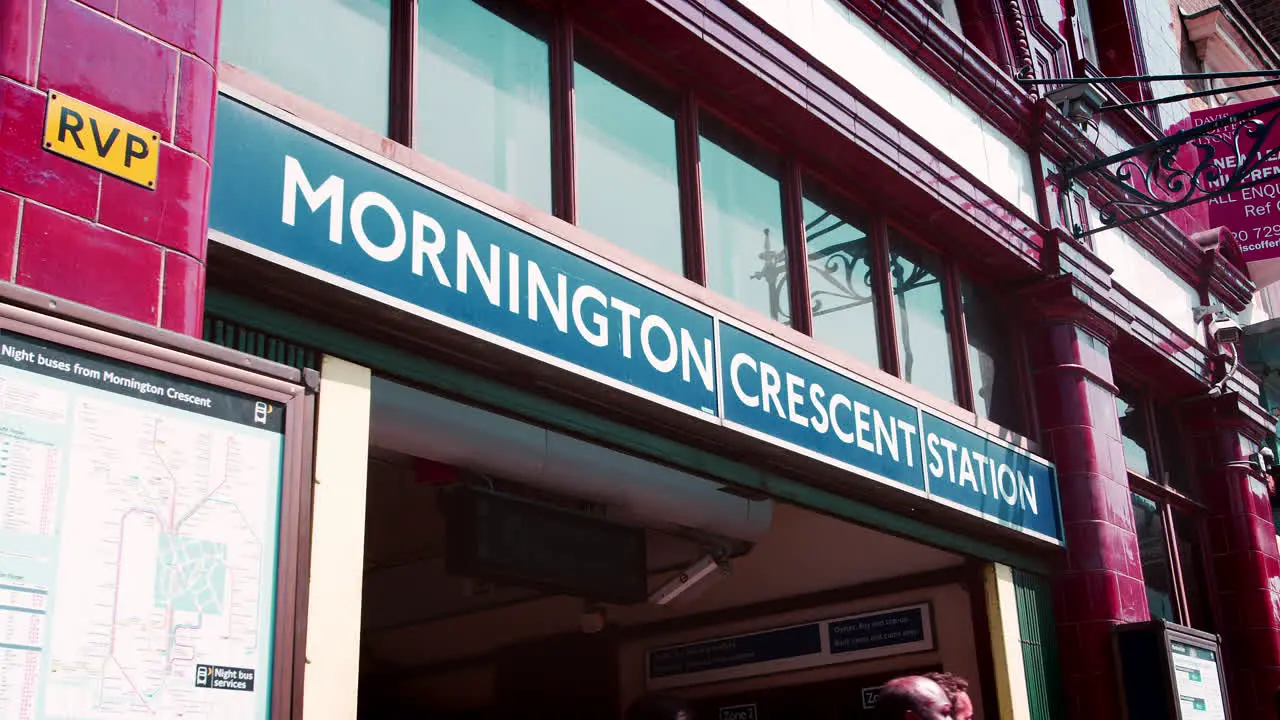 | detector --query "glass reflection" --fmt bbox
[417,0,552,211]
[574,50,682,274]
[962,278,1024,432]
[1175,513,1212,630]
[700,119,787,323]
[802,191,879,367]
[889,237,955,402]
[221,0,391,133]
[1116,384,1154,477]
[1132,493,1176,622]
